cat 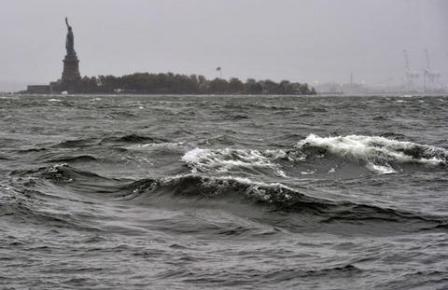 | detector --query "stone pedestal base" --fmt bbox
[62,54,81,83]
